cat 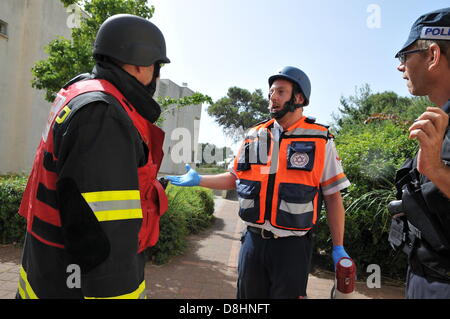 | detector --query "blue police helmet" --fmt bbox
[268,66,311,106]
